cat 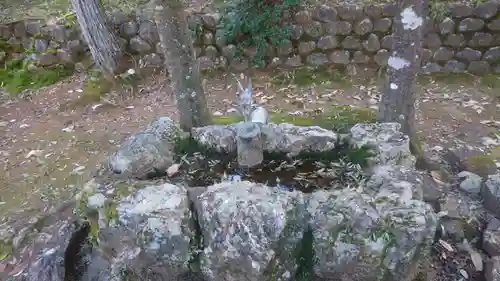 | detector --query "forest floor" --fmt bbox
[1,68,499,218]
[0,67,499,280]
